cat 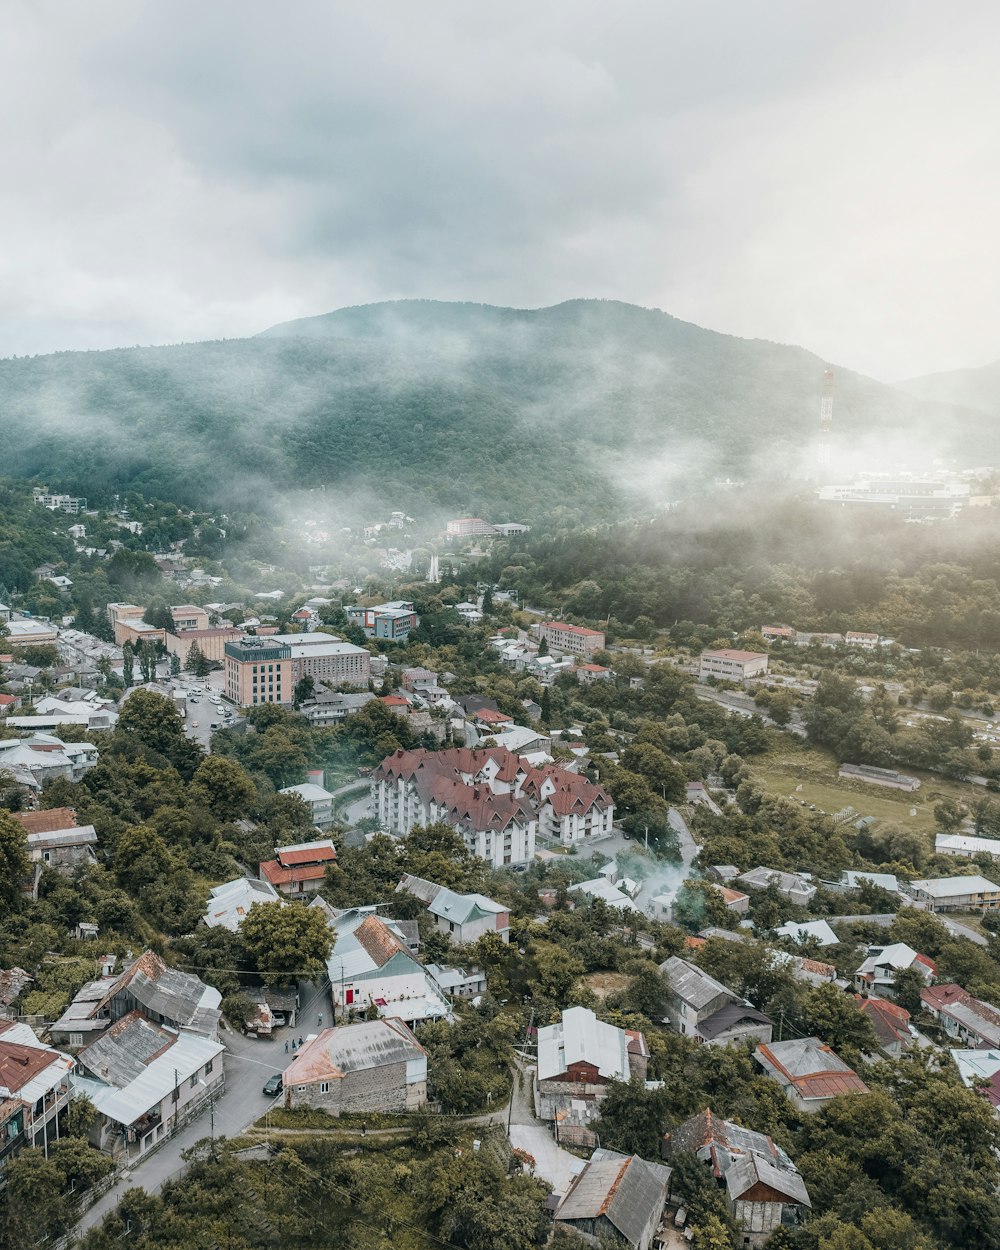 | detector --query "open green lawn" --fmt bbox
[755,737,987,835]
